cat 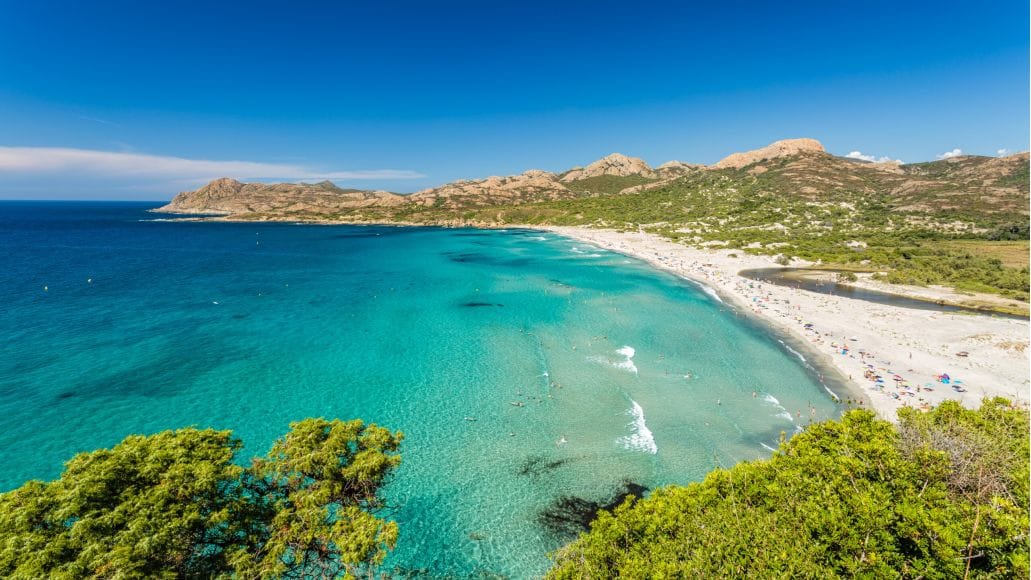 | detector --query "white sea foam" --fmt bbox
[569,244,601,255]
[617,399,658,454]
[527,235,547,241]
[700,284,724,303]
[777,339,807,364]
[762,393,795,422]
[588,346,638,374]
[760,442,778,453]
[615,346,638,374]
[823,384,840,401]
